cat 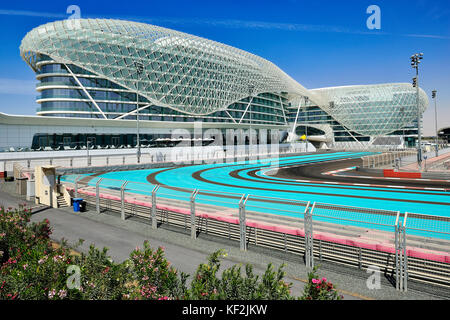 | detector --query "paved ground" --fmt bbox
[1,181,448,300]
[395,147,450,171]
